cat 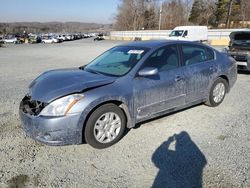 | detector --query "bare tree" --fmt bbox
[161,0,186,29]
[240,0,250,27]
[116,0,160,30]
[115,0,148,30]
[202,0,216,26]
[184,0,193,24]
